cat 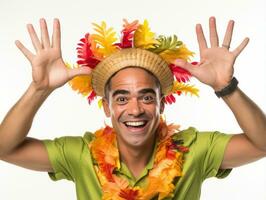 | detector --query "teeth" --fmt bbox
[125,121,145,127]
